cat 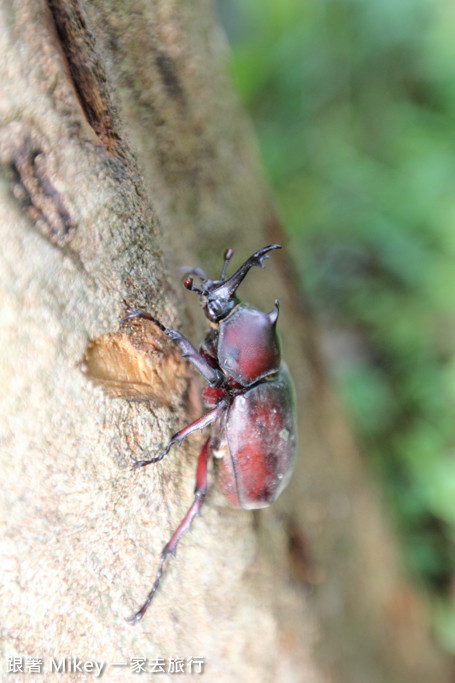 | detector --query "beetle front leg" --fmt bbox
[131,401,226,468]
[126,437,211,624]
[121,305,223,387]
